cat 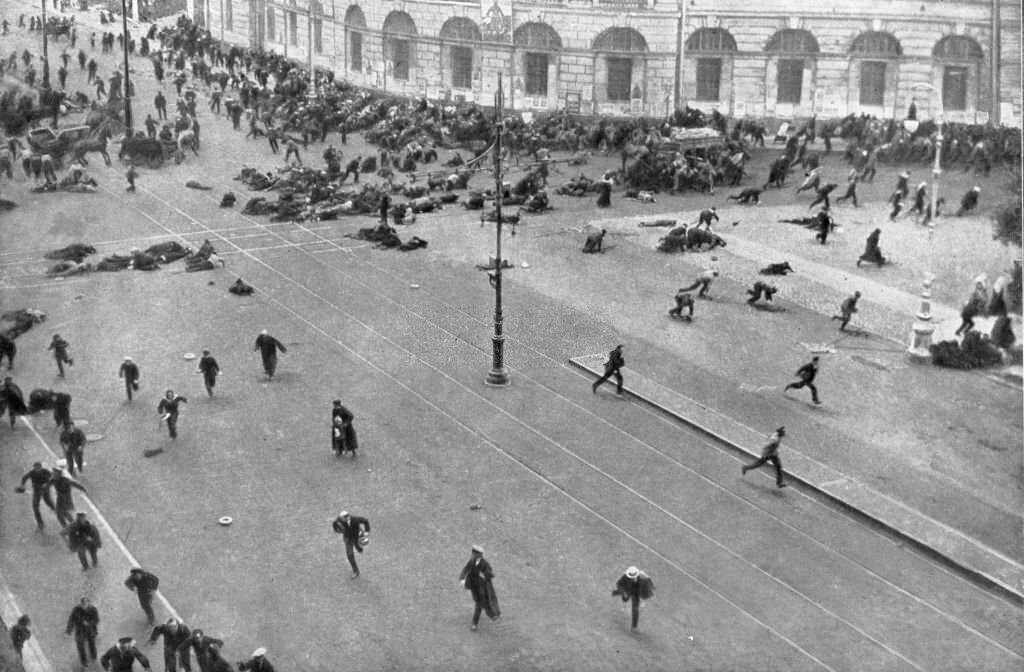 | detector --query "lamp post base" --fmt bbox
[908,275,935,363]
[485,368,511,386]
